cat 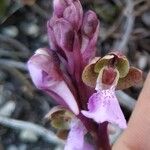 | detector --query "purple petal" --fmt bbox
[53,0,83,30]
[47,21,59,51]
[27,48,79,115]
[82,142,95,150]
[81,11,100,65]
[53,0,67,17]
[65,120,94,150]
[73,0,83,30]
[81,11,99,38]
[63,4,79,31]
[81,88,127,129]
[72,32,82,80]
[63,0,83,31]
[52,18,74,52]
